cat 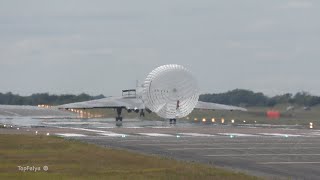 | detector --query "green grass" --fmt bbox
[0,134,259,180]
